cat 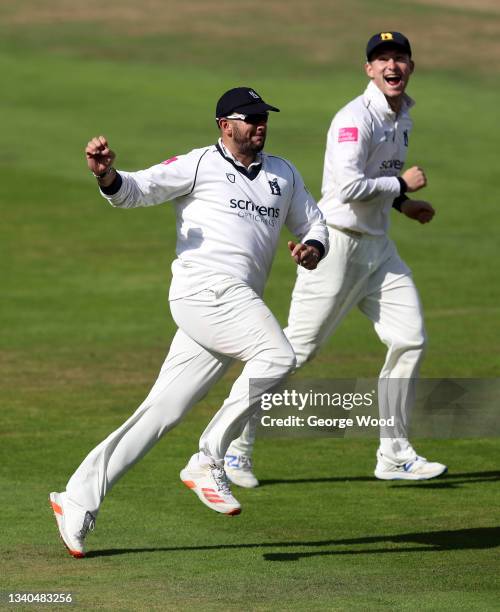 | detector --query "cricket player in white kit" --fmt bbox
[49,87,328,557]
[226,33,447,486]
